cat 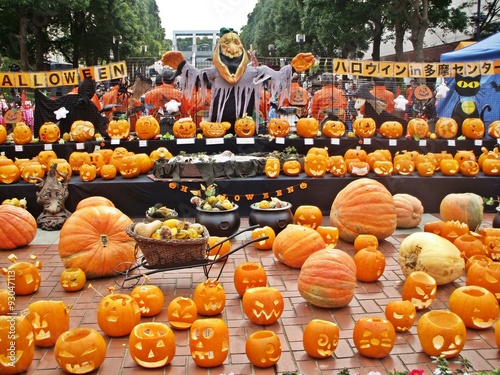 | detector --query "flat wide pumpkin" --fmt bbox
[58,206,135,278]
[329,178,397,242]
[0,205,37,250]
